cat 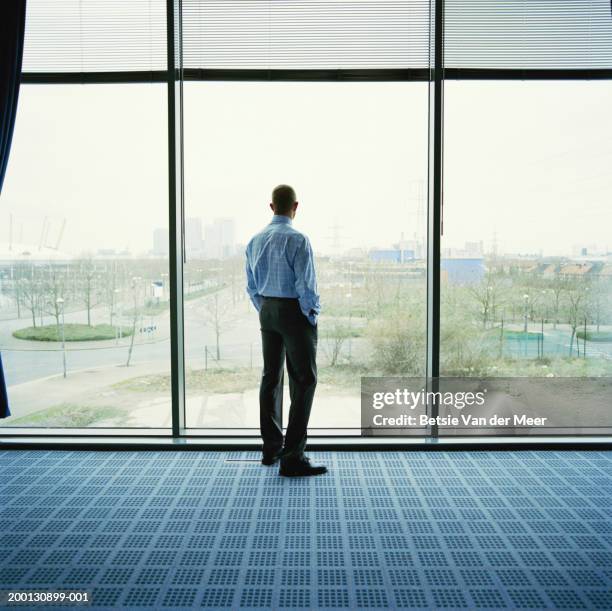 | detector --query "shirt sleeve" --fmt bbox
[293,235,321,326]
[245,249,263,312]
